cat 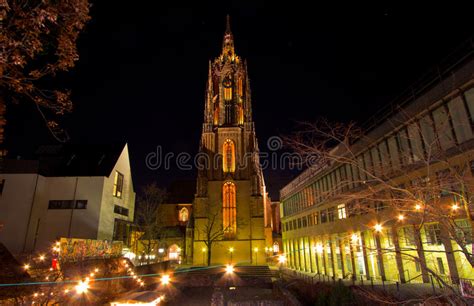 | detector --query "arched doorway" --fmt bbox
[273,241,280,254]
[179,207,189,222]
[168,244,181,261]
